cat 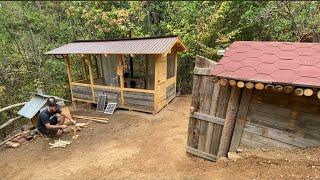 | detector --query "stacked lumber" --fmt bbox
[72,115,109,124]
